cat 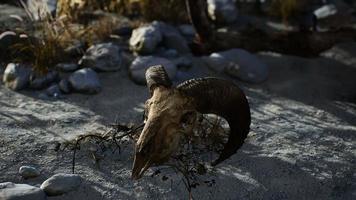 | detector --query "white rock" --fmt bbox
[129,23,162,54]
[2,63,31,91]
[0,182,46,200]
[79,43,123,72]
[314,4,337,19]
[19,166,40,179]
[129,56,177,85]
[205,49,269,83]
[68,68,101,94]
[40,173,81,196]
[207,0,238,24]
